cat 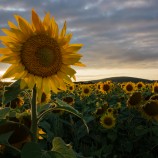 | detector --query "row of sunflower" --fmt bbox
[0,79,158,157]
[41,80,158,157]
